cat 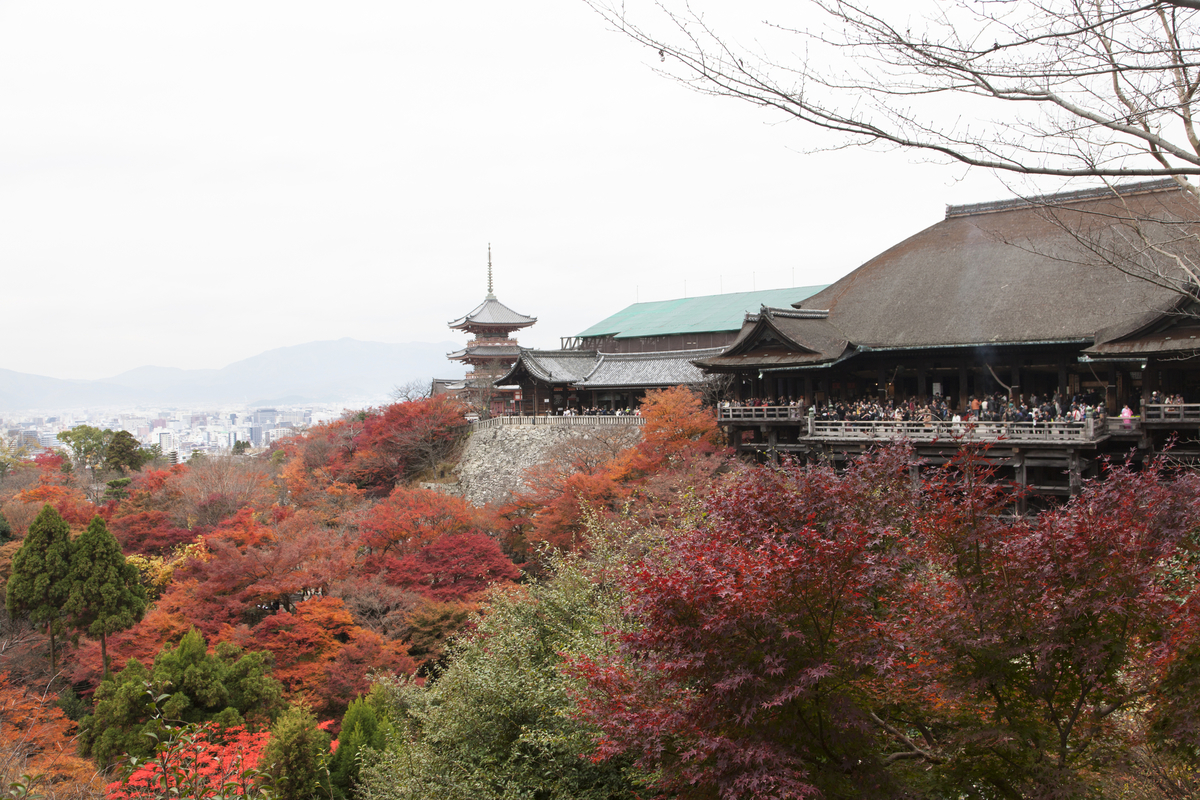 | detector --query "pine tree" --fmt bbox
[65,515,147,679]
[6,505,73,675]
